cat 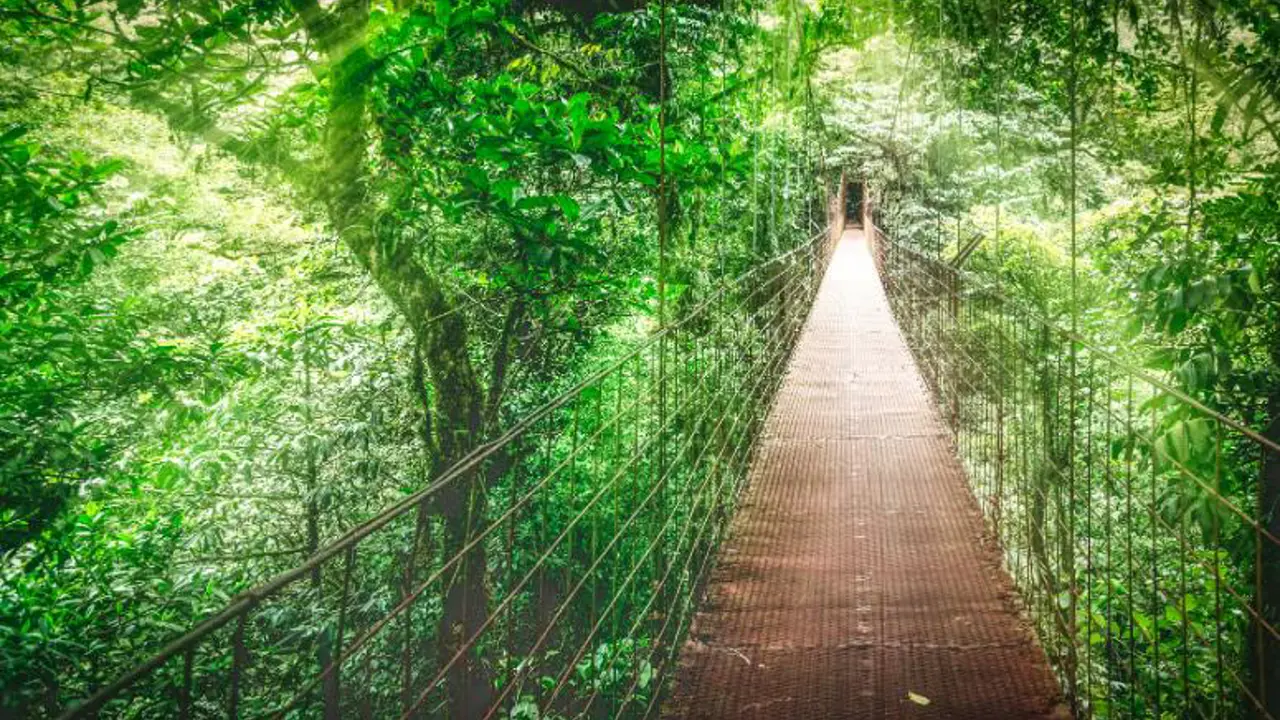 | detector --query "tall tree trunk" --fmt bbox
[293,1,493,715]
